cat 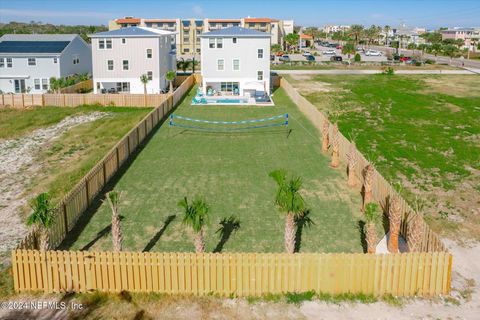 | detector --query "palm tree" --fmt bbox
[178,197,209,253]
[322,118,330,153]
[27,193,55,251]
[349,24,365,46]
[140,74,150,106]
[106,191,123,252]
[49,77,61,93]
[284,33,300,53]
[383,25,391,46]
[165,70,176,93]
[330,123,340,168]
[388,195,401,253]
[363,164,375,210]
[364,202,381,254]
[269,169,306,254]
[341,42,356,62]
